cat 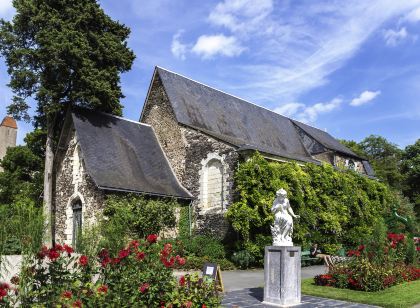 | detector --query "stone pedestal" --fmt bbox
[263,246,301,307]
